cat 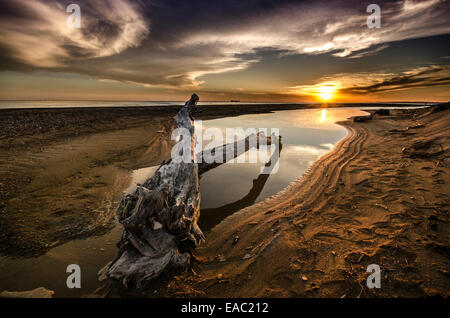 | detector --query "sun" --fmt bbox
[290,82,339,102]
[317,85,336,101]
